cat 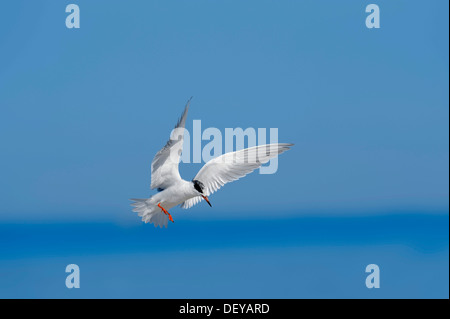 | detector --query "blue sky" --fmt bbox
[0,0,448,220]
[0,1,448,298]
